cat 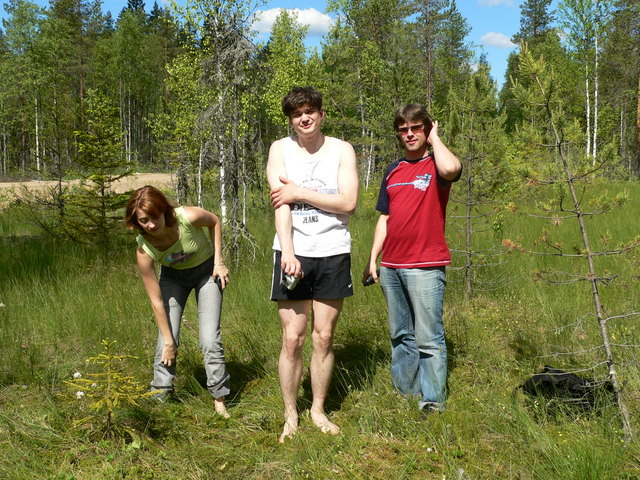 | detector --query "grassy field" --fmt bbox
[0,180,639,479]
